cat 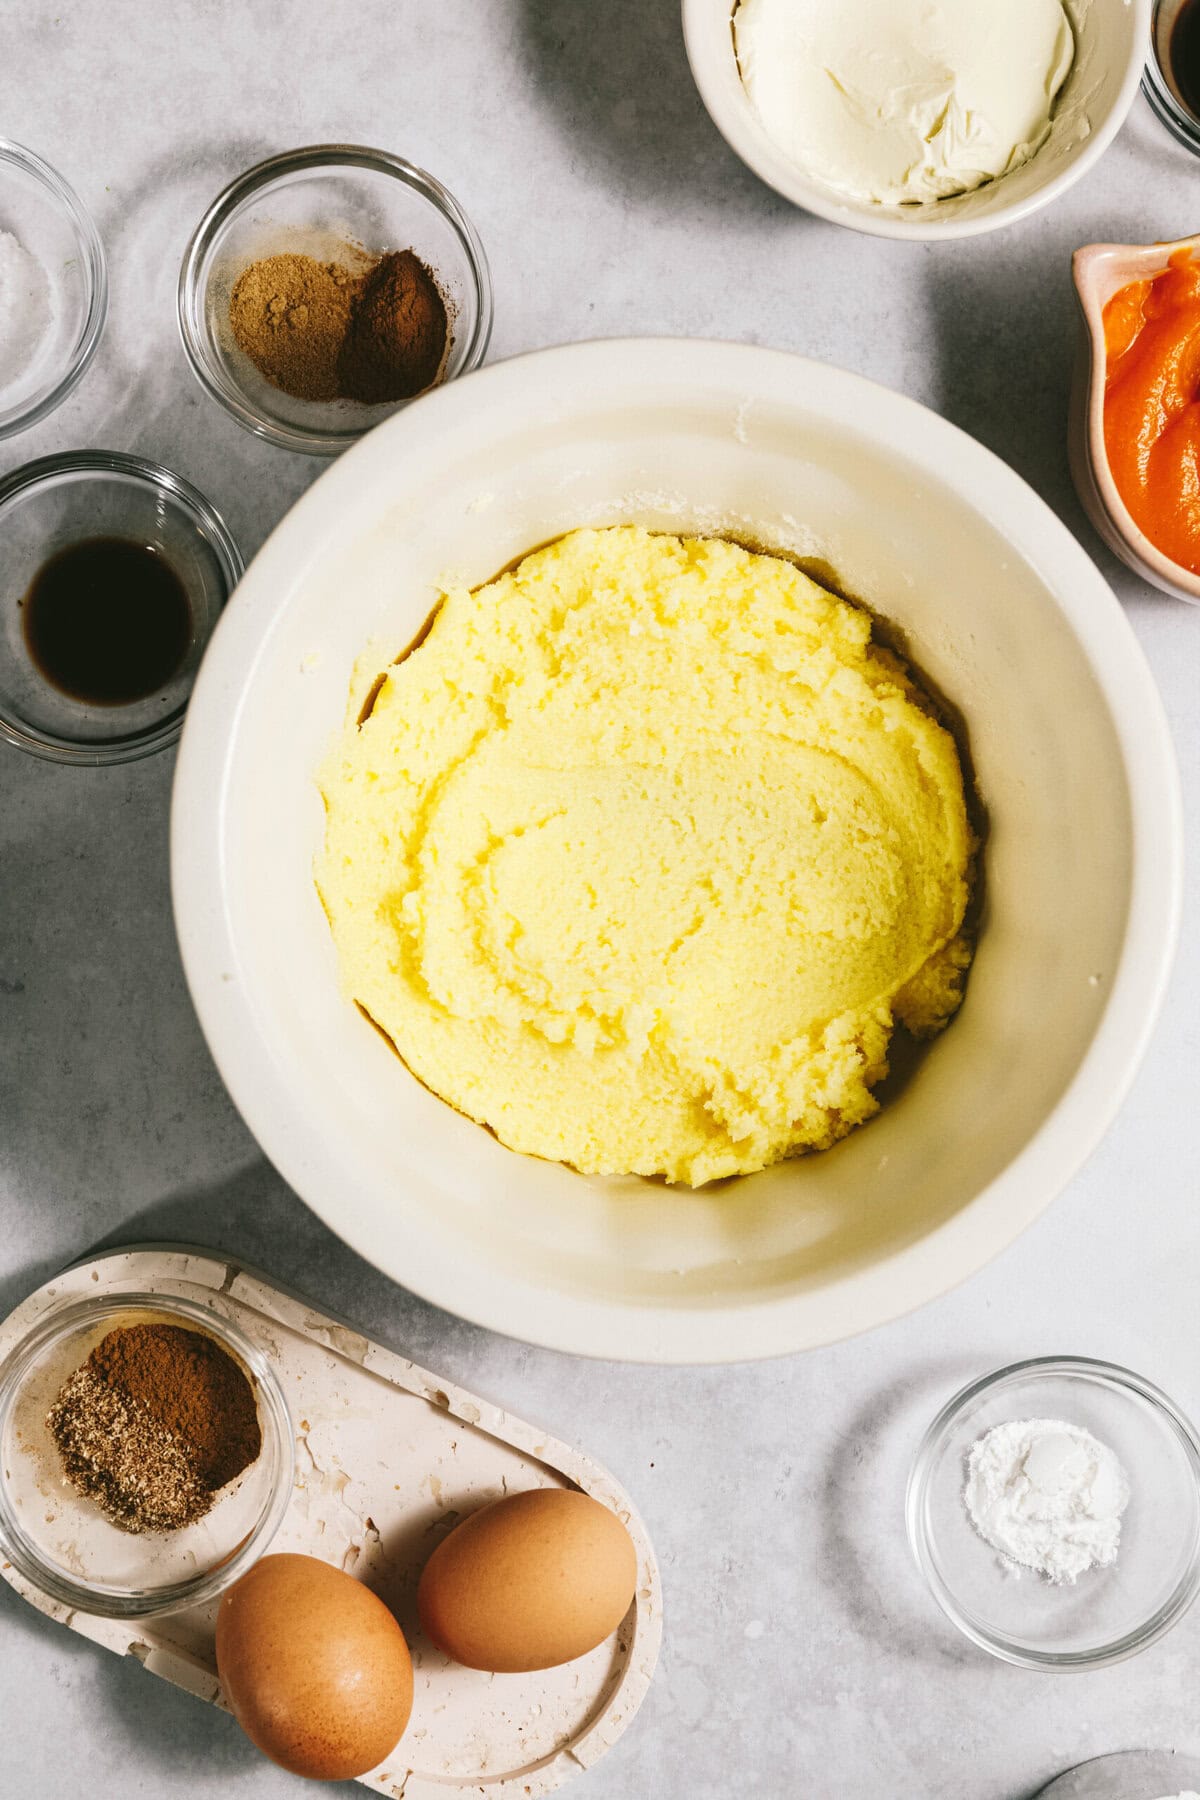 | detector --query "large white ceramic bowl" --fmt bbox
[172,340,1181,1364]
[682,0,1150,241]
